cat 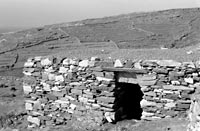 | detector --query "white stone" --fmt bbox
[41,58,52,66]
[184,77,194,84]
[105,112,114,122]
[42,83,51,91]
[171,80,180,85]
[65,95,75,101]
[23,85,32,94]
[34,56,42,61]
[118,77,128,83]
[70,104,77,110]
[27,116,40,126]
[69,82,82,86]
[59,66,68,73]
[44,66,55,73]
[62,58,70,65]
[134,62,142,69]
[52,86,61,91]
[142,111,154,117]
[79,60,89,67]
[70,65,76,70]
[55,100,69,104]
[25,103,33,110]
[161,98,174,102]
[91,56,100,61]
[48,73,55,81]
[23,71,32,76]
[140,99,156,107]
[163,90,174,94]
[164,102,176,109]
[157,60,181,67]
[96,77,113,82]
[114,59,123,68]
[55,75,64,82]
[24,61,34,67]
[69,59,77,65]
